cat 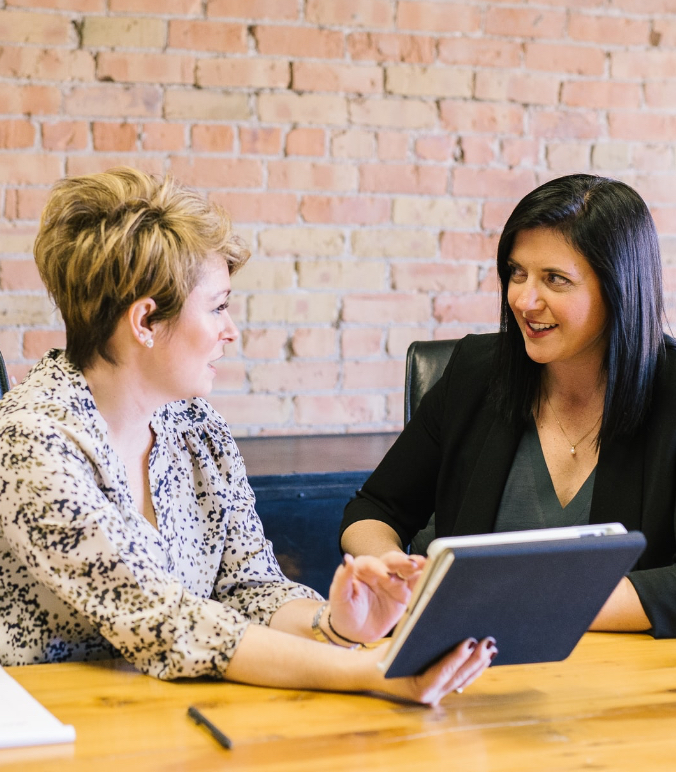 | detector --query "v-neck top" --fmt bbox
[494,416,596,533]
